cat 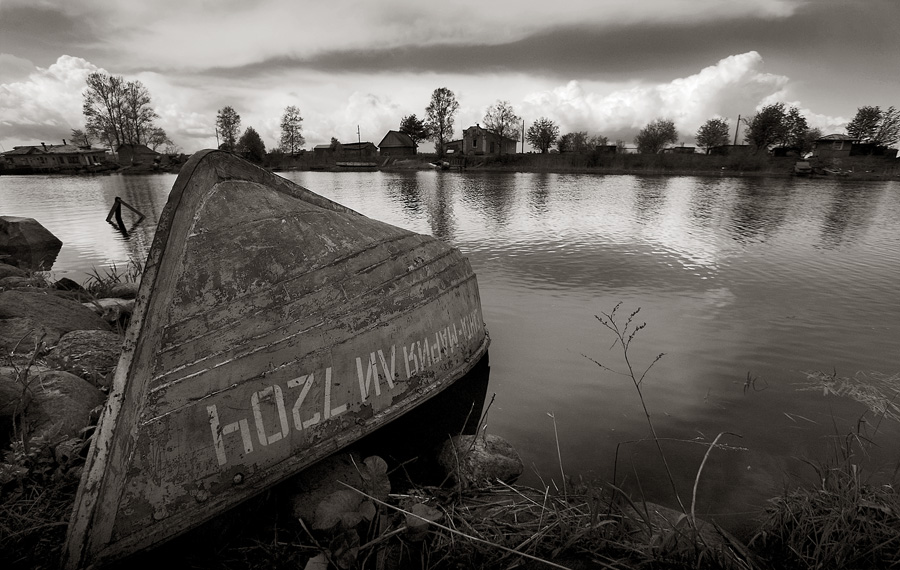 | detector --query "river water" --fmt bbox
[2,170,899,534]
